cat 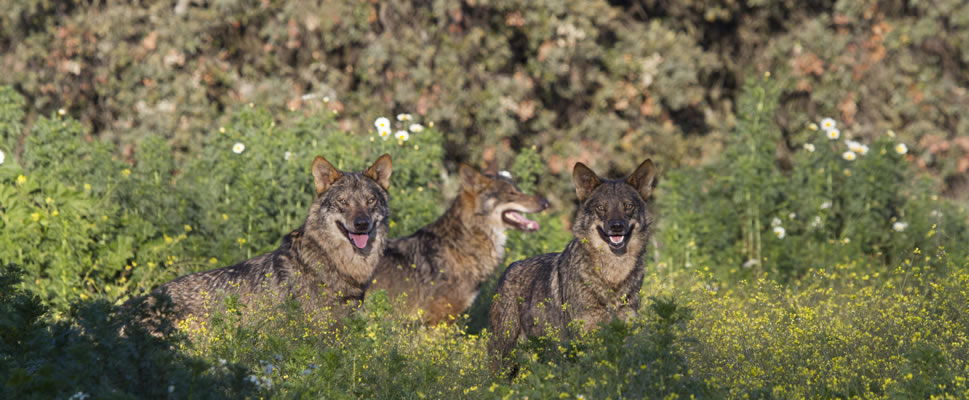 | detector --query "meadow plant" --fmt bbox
[3,81,969,399]
[660,75,969,282]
